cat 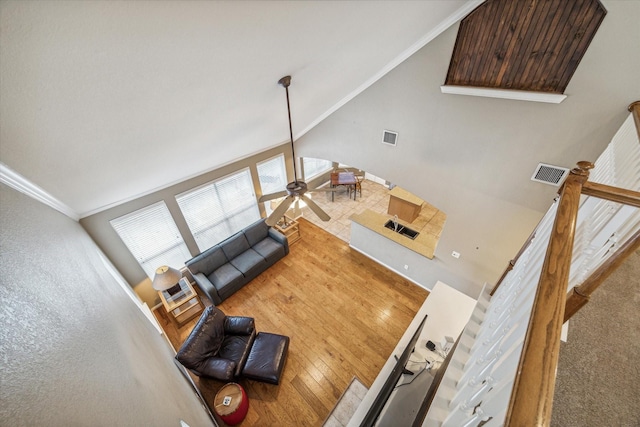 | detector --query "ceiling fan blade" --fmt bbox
[259,190,288,203]
[265,195,295,226]
[308,187,340,193]
[292,199,301,218]
[301,194,330,222]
